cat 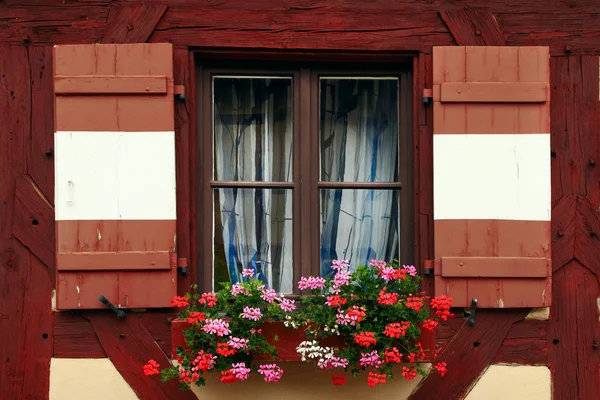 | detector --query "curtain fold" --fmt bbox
[213,78,293,293]
[320,79,400,276]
